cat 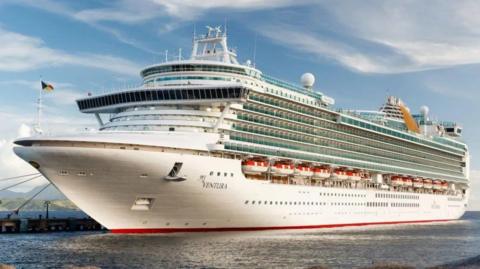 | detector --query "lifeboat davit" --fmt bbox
[271,163,294,176]
[413,178,423,188]
[441,181,449,190]
[295,165,314,177]
[332,169,348,180]
[423,179,433,189]
[391,176,404,186]
[241,160,269,174]
[403,177,413,187]
[313,167,331,179]
[433,180,442,190]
